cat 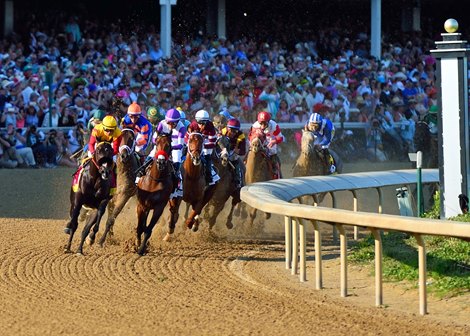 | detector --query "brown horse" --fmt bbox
[135,133,177,255]
[181,132,218,231]
[203,135,242,230]
[64,142,114,254]
[98,128,138,246]
[244,130,272,225]
[293,129,343,177]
